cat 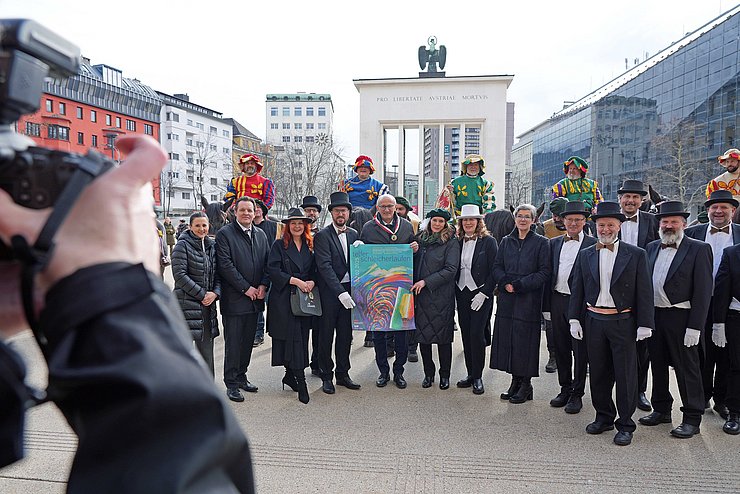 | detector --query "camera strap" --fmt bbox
[10,154,111,348]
